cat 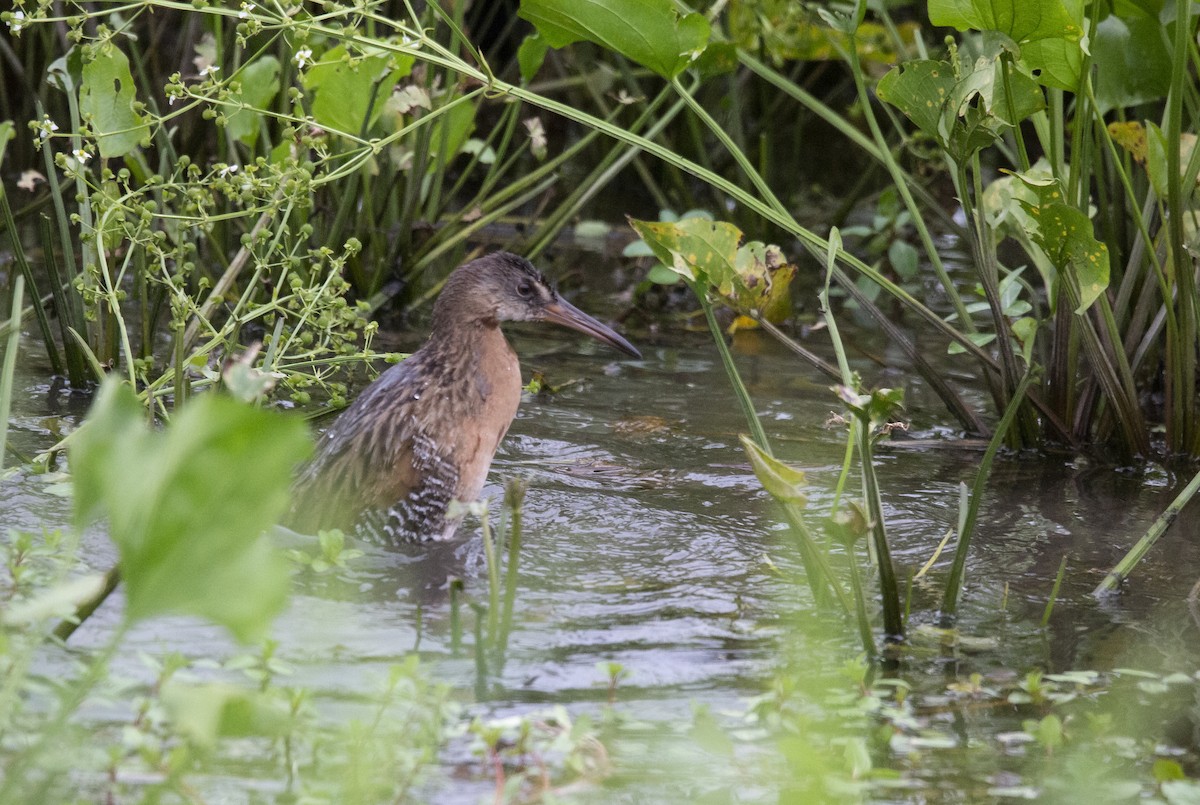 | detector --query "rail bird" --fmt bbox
[286,252,640,542]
